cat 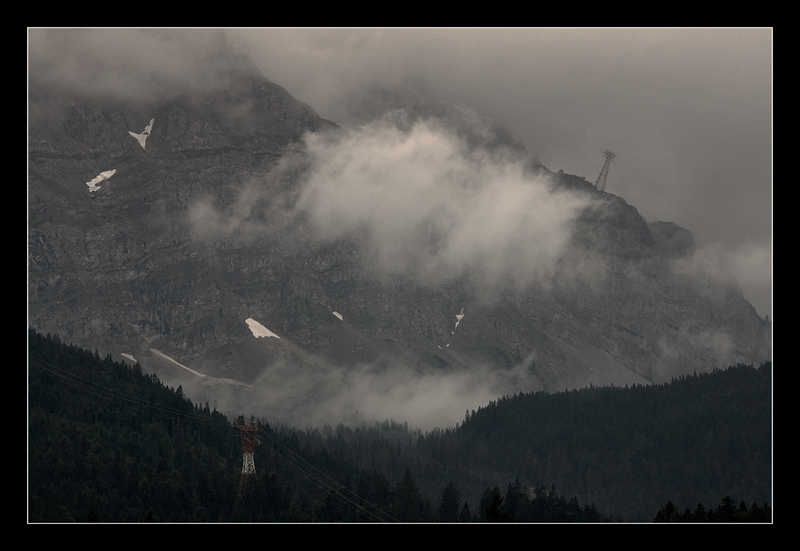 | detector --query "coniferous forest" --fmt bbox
[28,329,771,522]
